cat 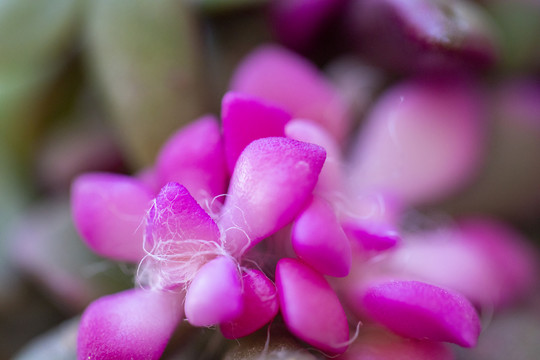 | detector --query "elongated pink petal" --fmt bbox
[184,256,243,327]
[140,183,222,289]
[360,280,481,348]
[458,218,539,307]
[349,77,485,205]
[221,137,325,257]
[77,288,183,360]
[276,258,350,354]
[285,119,344,195]
[222,92,291,173]
[221,269,279,339]
[292,196,351,277]
[230,45,351,142]
[155,115,227,205]
[337,326,454,360]
[71,173,153,262]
